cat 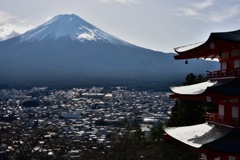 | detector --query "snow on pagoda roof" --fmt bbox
[170,81,217,95]
[164,123,232,148]
[174,41,205,53]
